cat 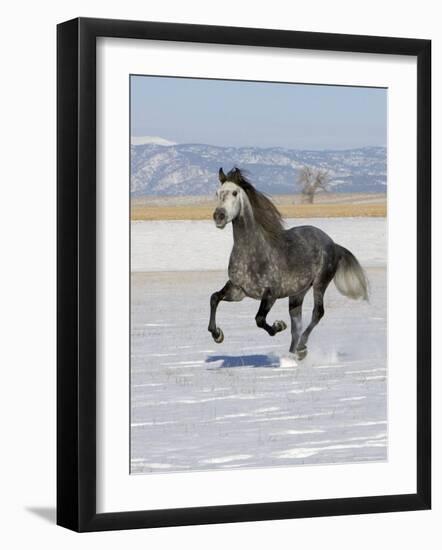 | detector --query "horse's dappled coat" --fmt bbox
[209,167,368,358]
